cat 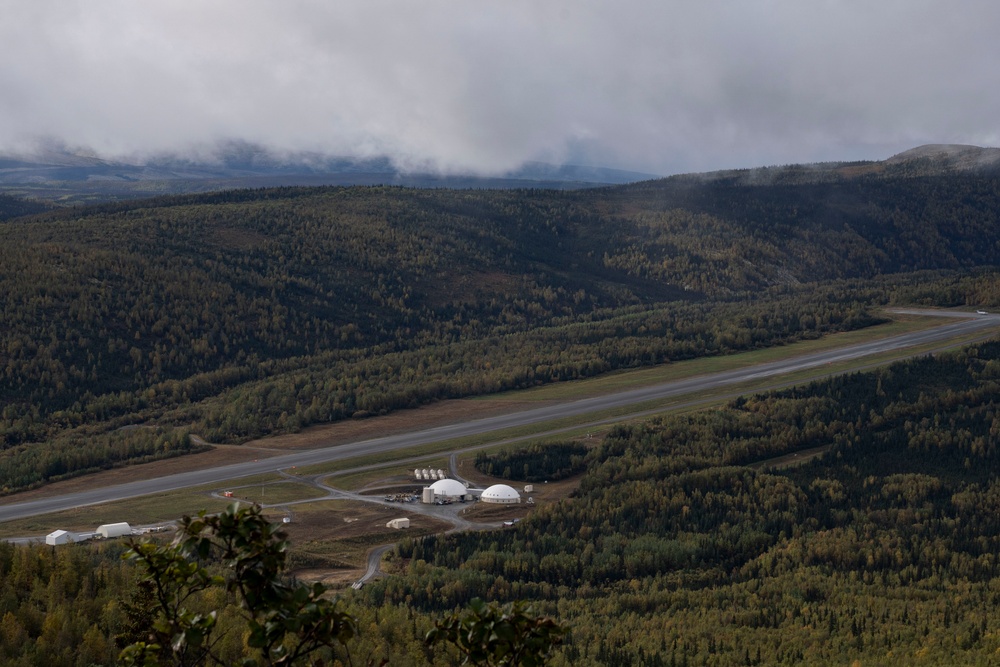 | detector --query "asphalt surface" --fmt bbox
[2,309,998,524]
[355,545,395,588]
